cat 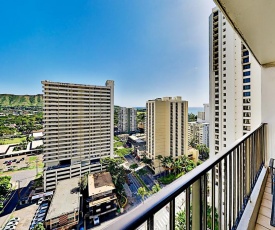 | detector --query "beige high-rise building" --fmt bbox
[42,80,114,191]
[146,97,188,172]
